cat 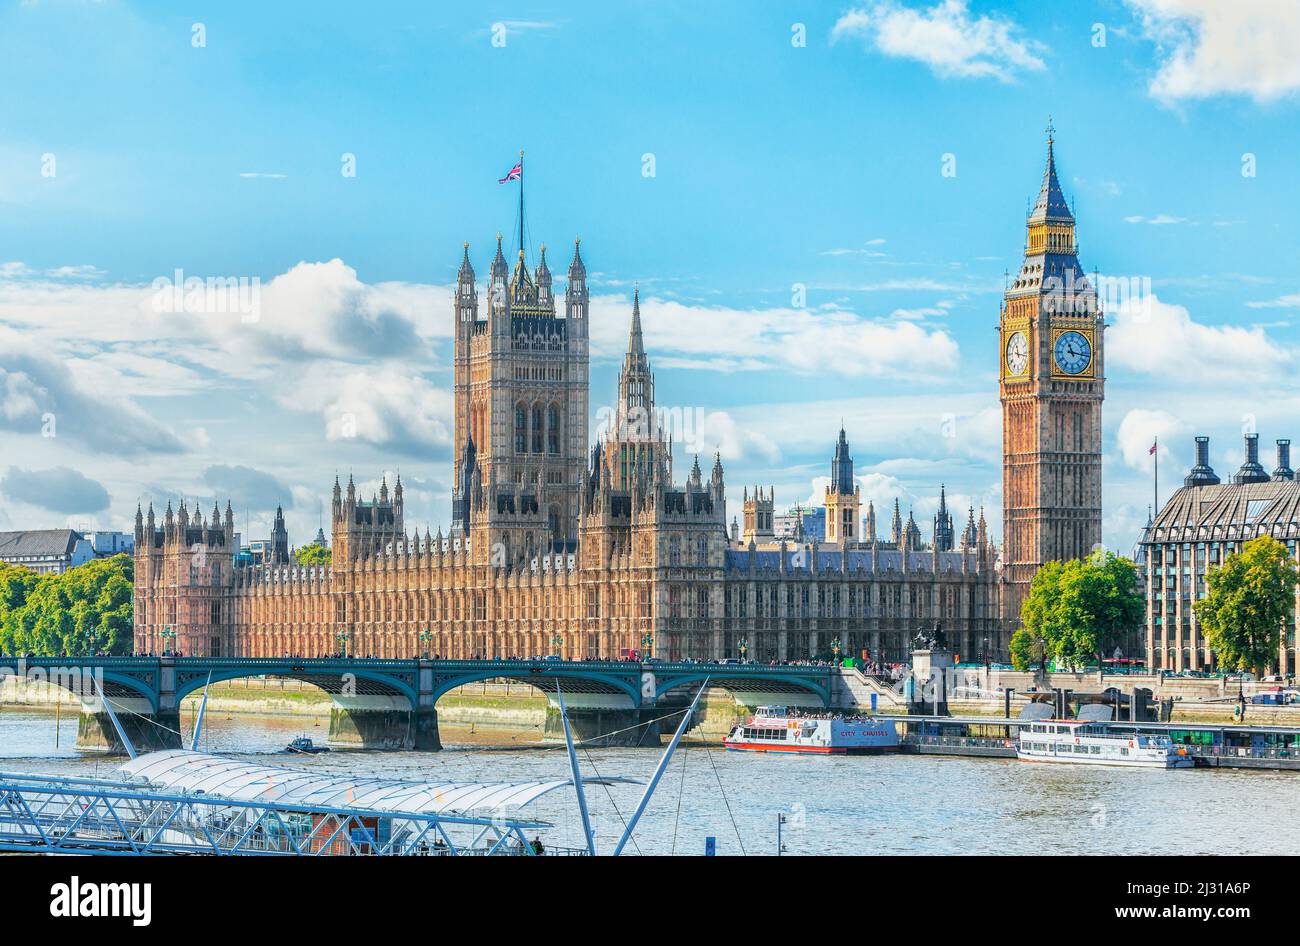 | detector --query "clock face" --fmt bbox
[1054,330,1092,375]
[1005,331,1028,376]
